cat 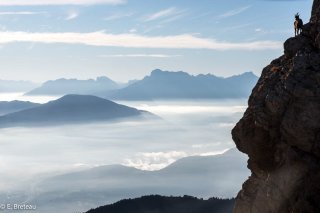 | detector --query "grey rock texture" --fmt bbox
[232,1,320,212]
